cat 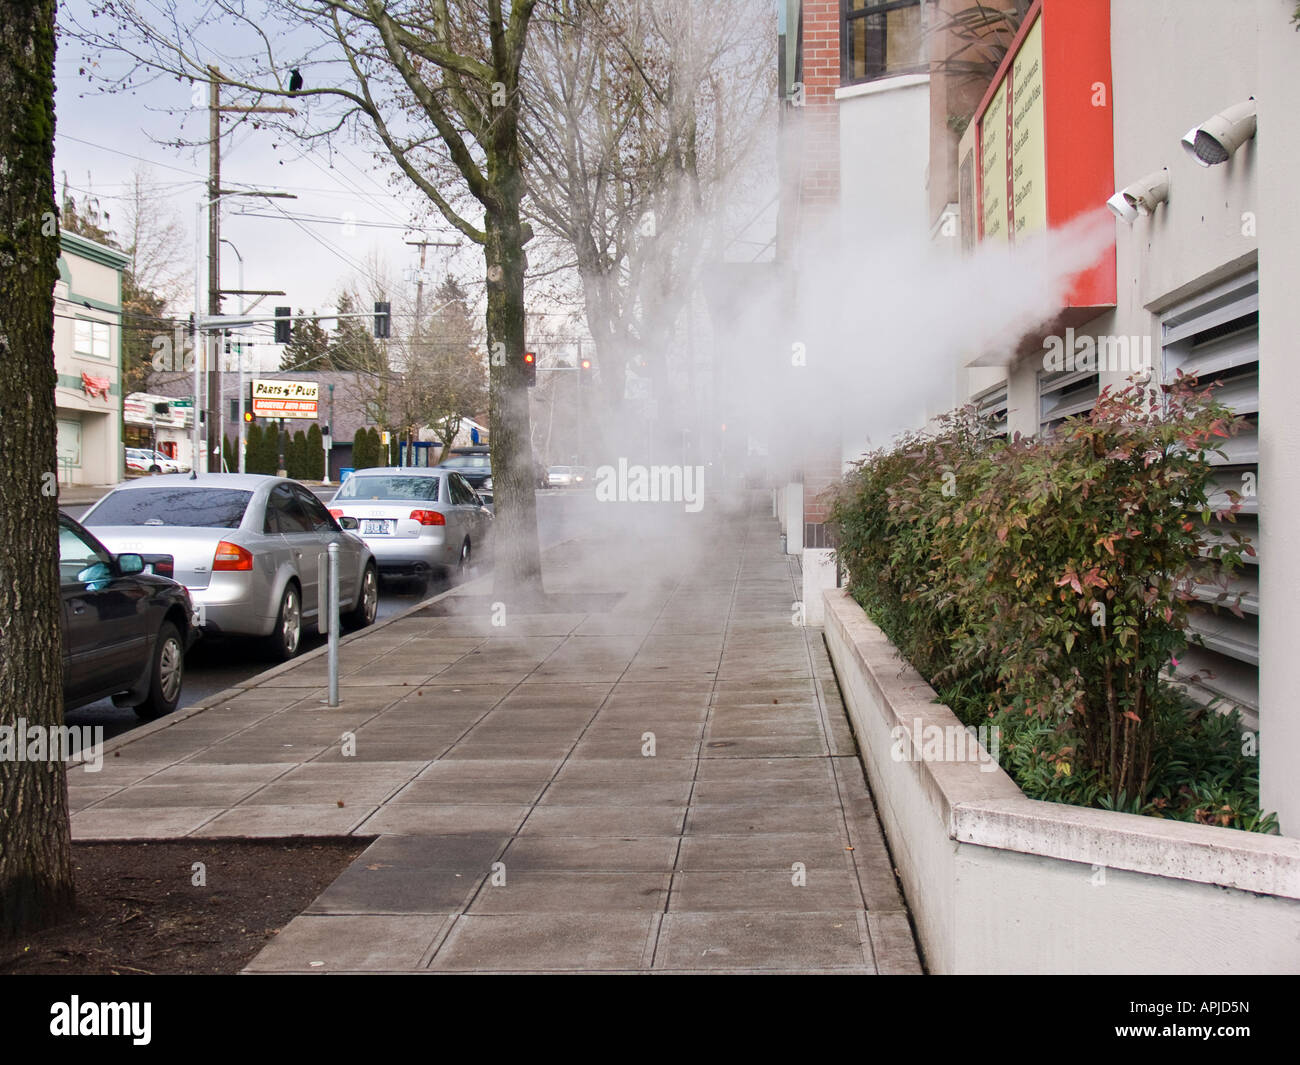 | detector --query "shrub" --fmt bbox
[830,376,1270,829]
[288,429,309,479]
[244,422,265,474]
[306,423,324,480]
[353,427,375,470]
